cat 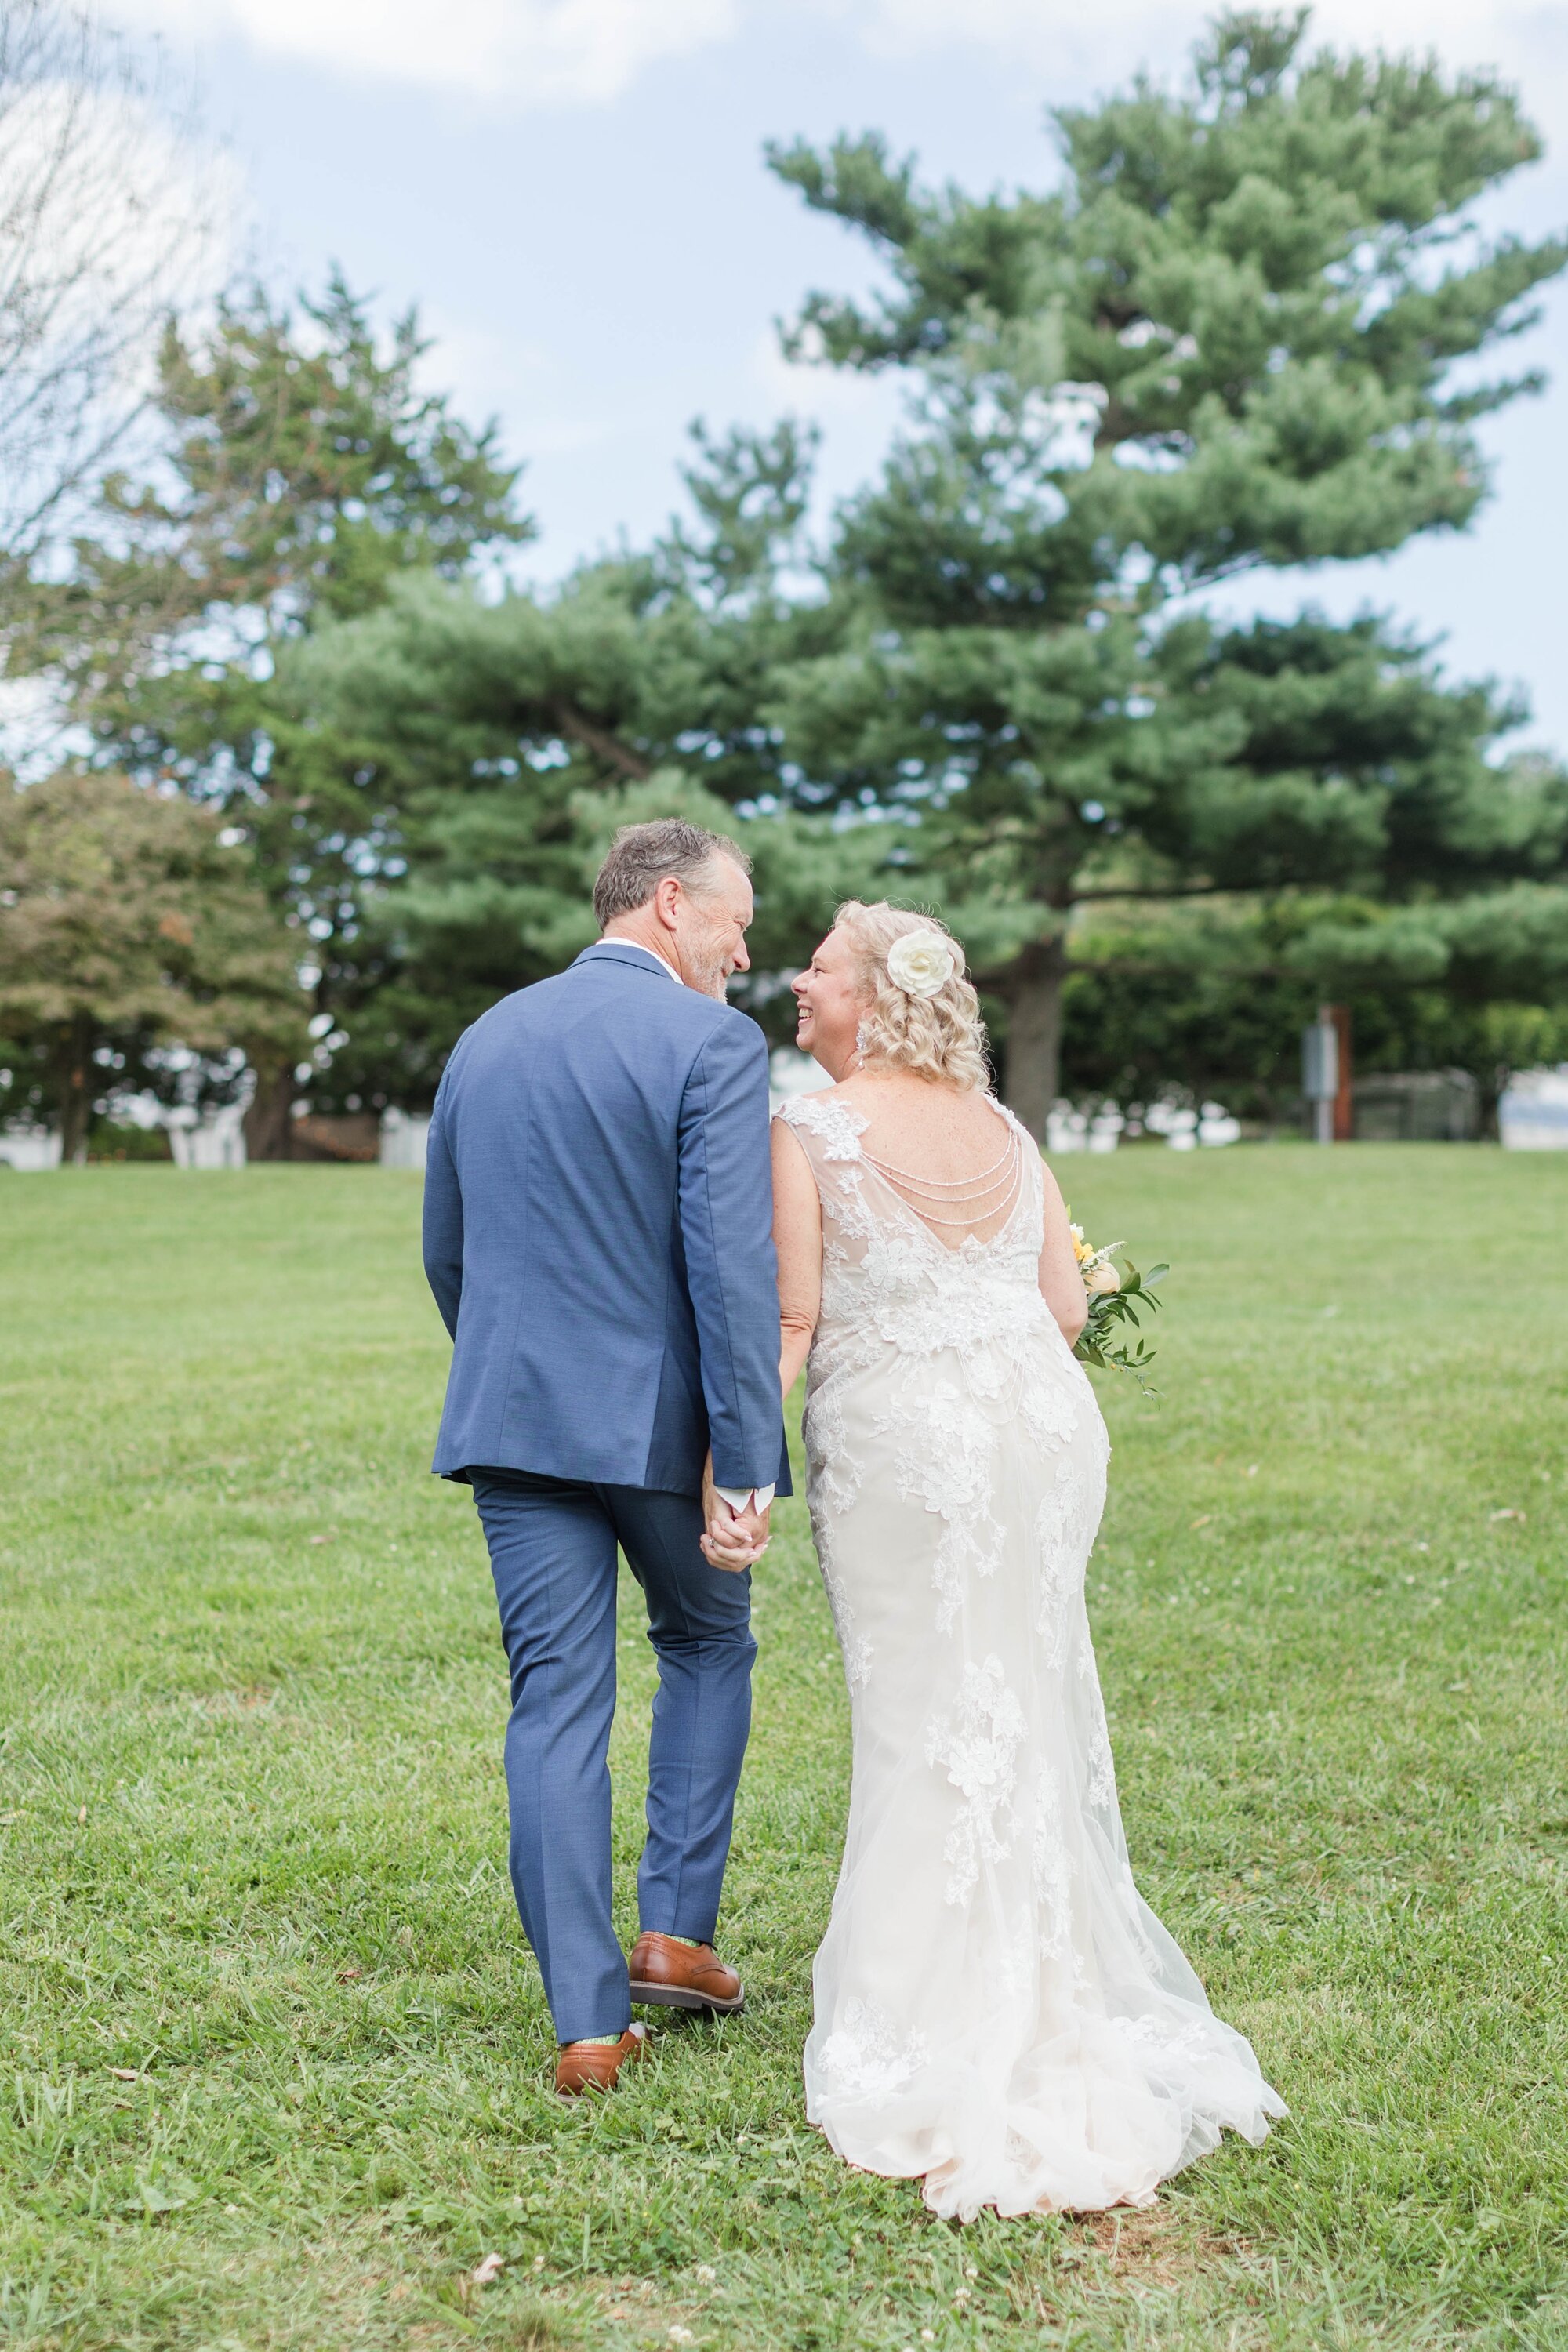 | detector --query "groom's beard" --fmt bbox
[680,925,735,1000]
